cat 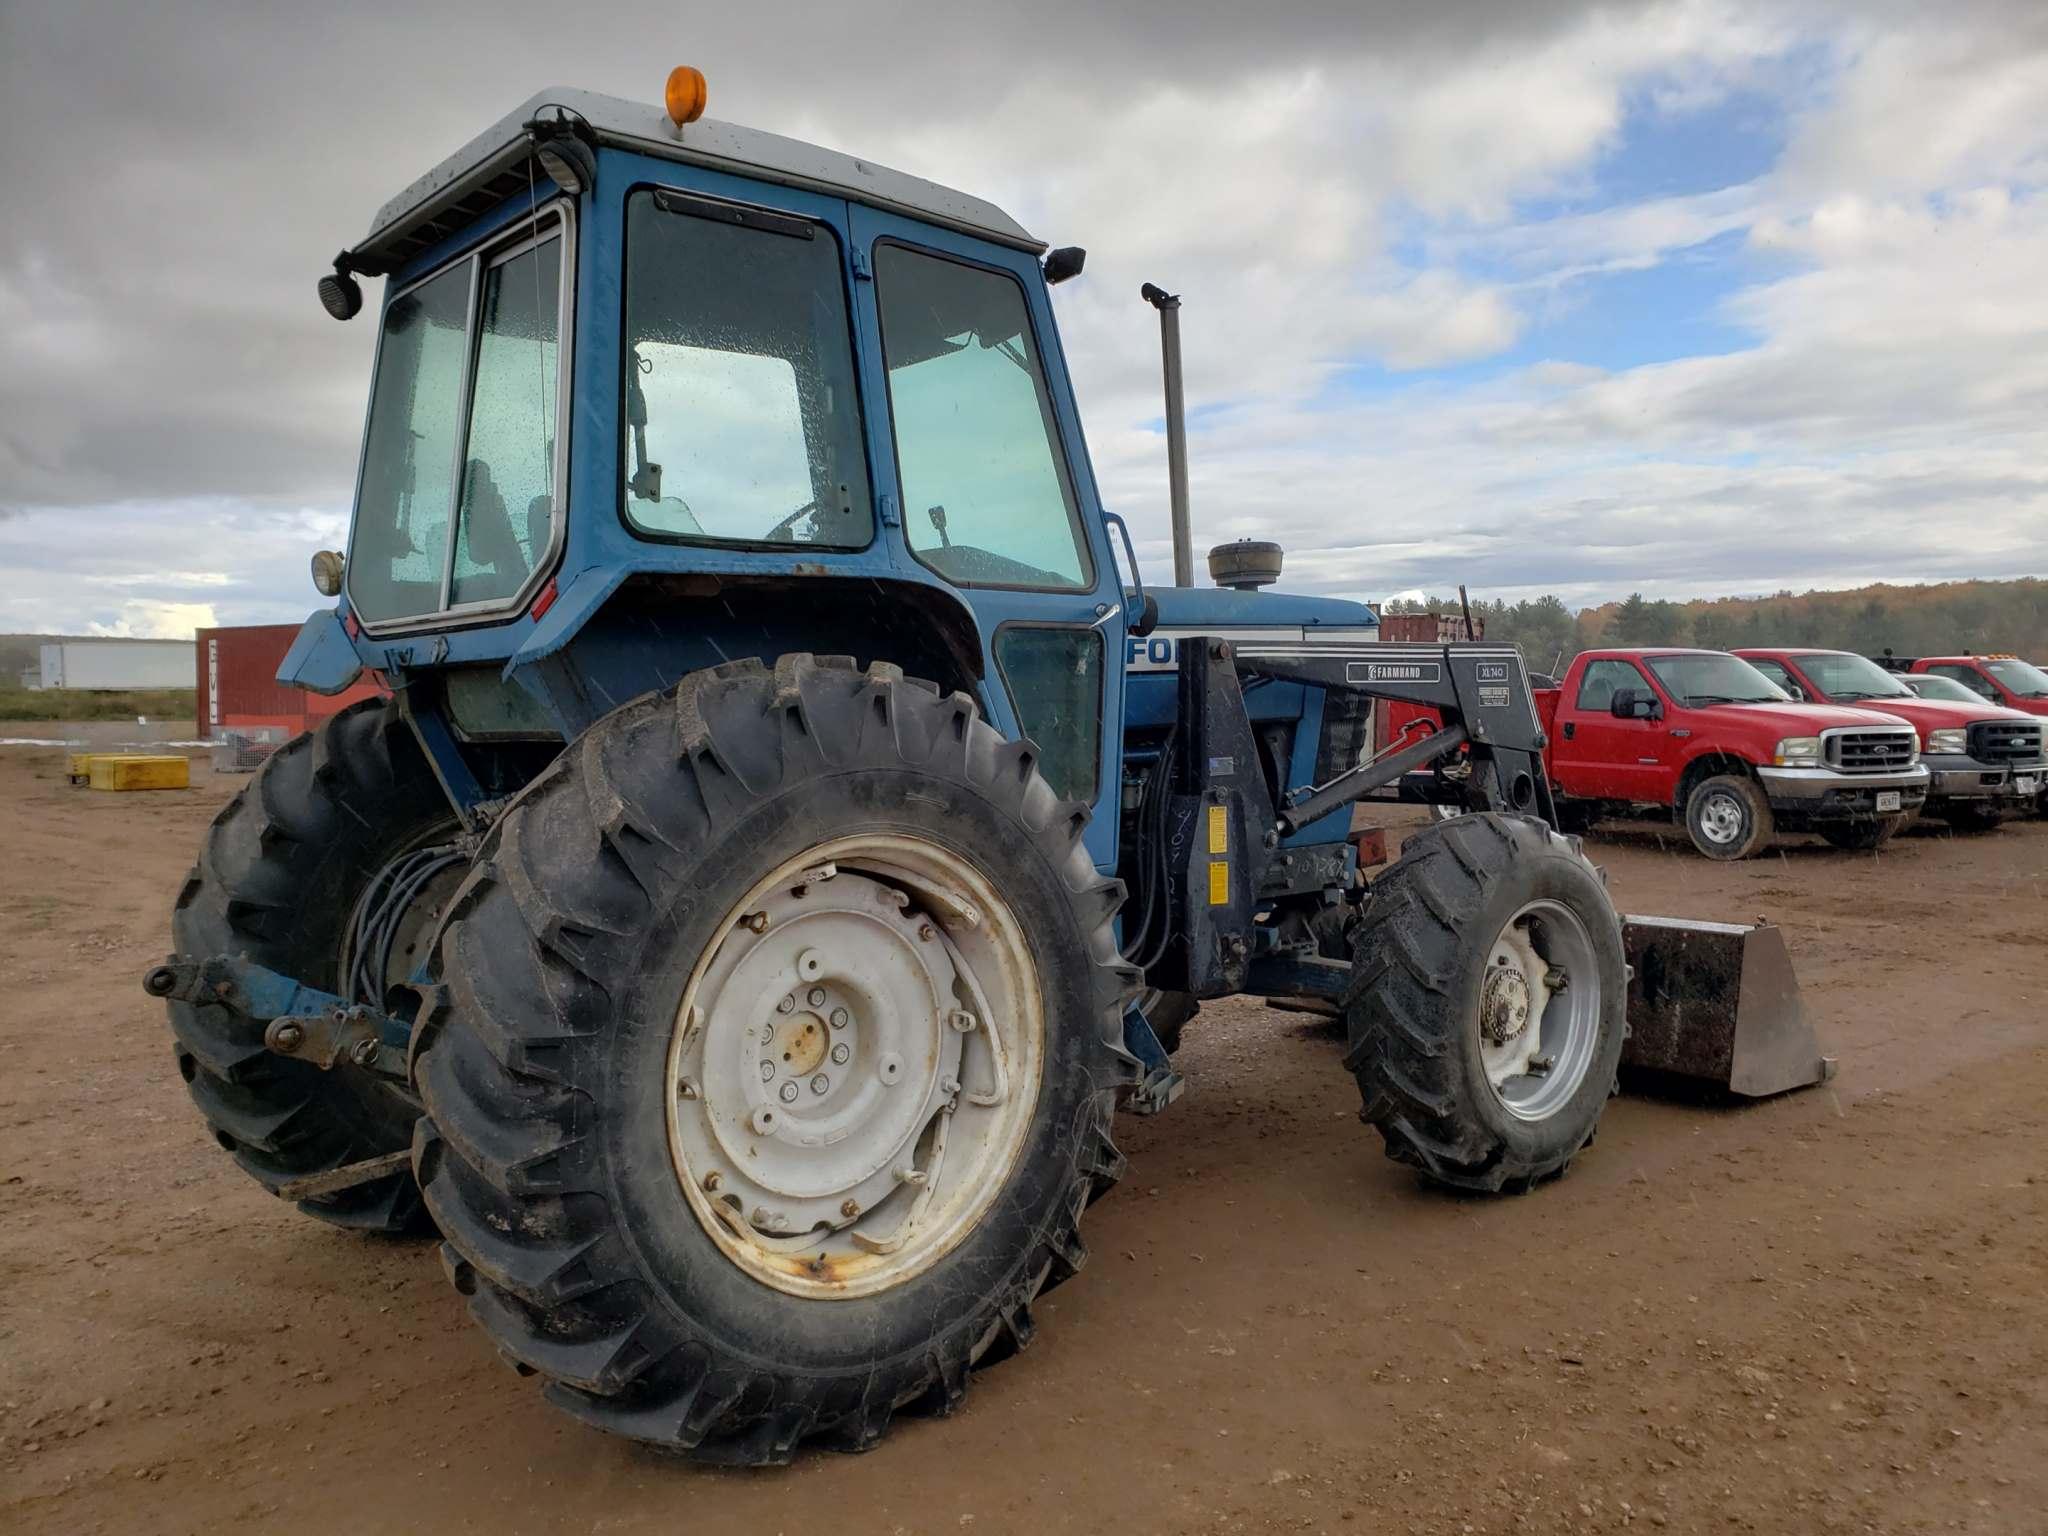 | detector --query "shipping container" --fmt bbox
[39,638,194,690]
[196,624,387,738]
